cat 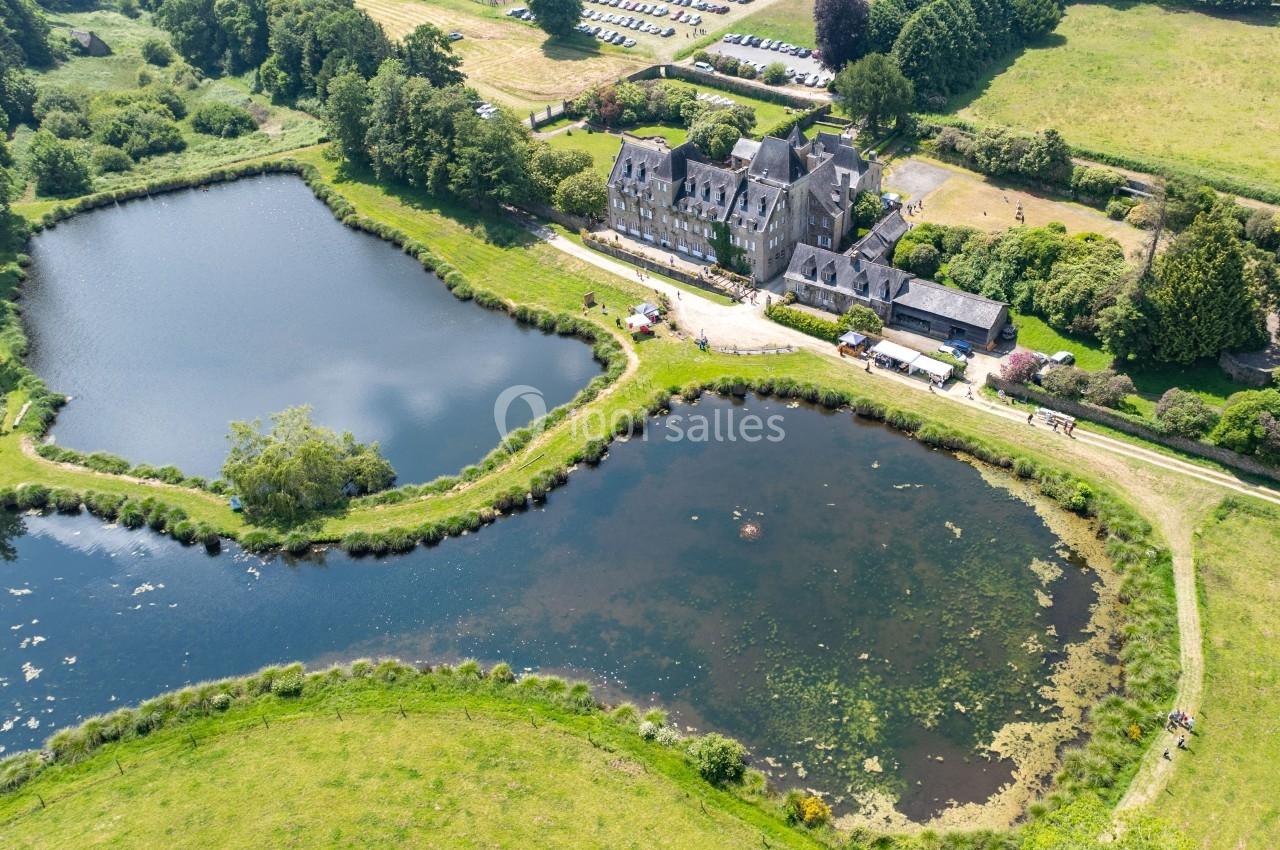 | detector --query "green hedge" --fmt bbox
[763,303,842,343]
